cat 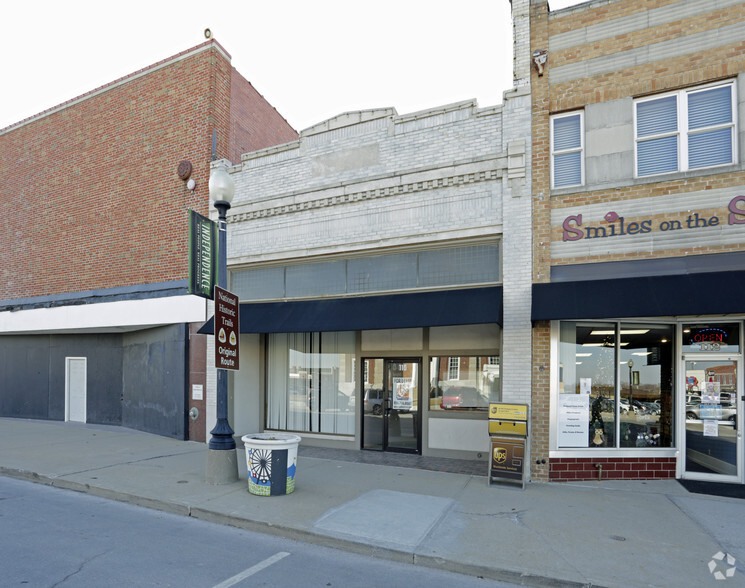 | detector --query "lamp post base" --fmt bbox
[206,448,239,485]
